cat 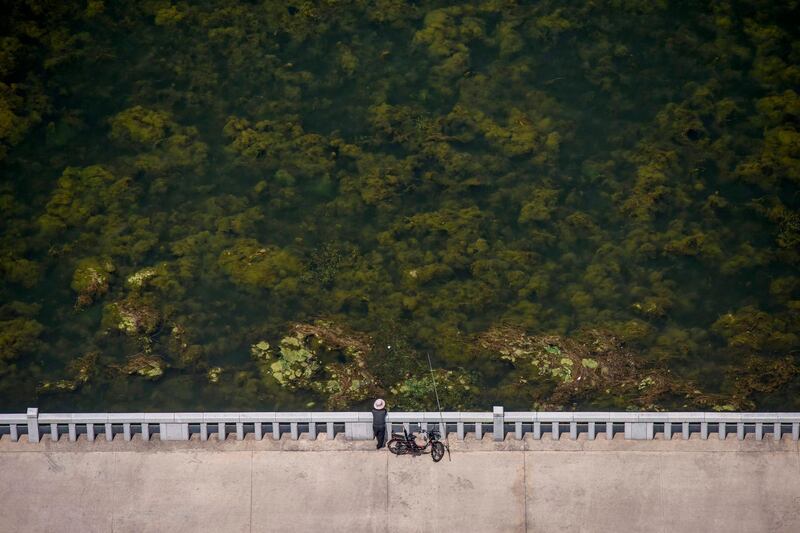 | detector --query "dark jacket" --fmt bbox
[372,408,387,429]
